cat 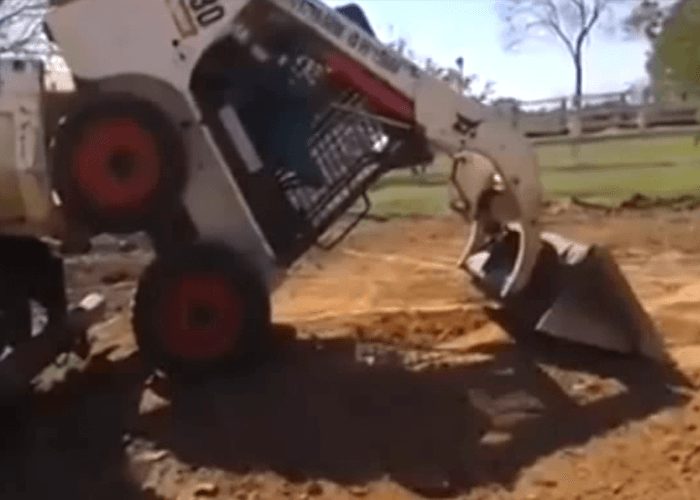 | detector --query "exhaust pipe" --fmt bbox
[464,231,668,362]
